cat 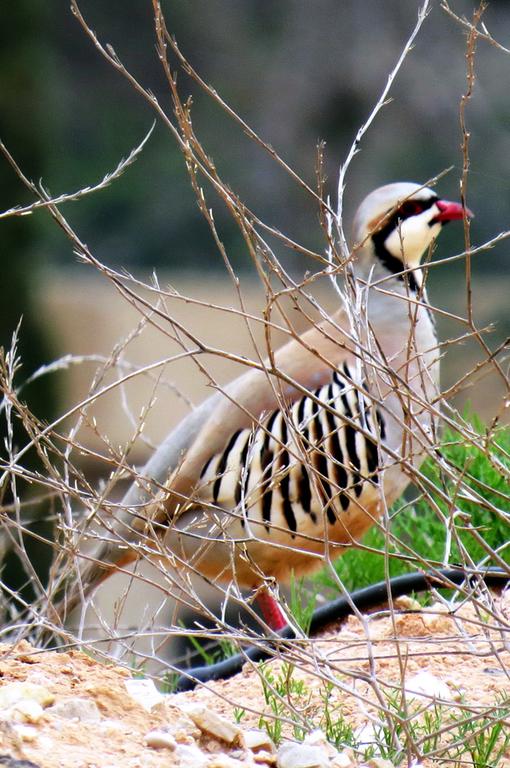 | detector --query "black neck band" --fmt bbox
[371,214,420,293]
